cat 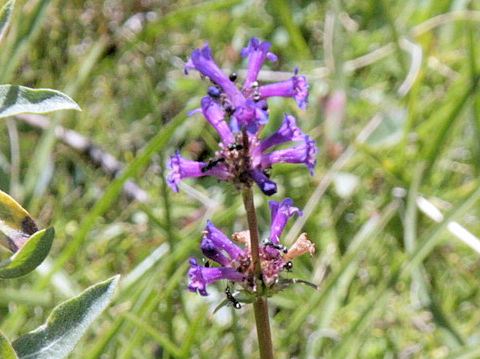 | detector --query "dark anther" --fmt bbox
[229,72,237,82]
[224,104,235,116]
[208,86,221,98]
